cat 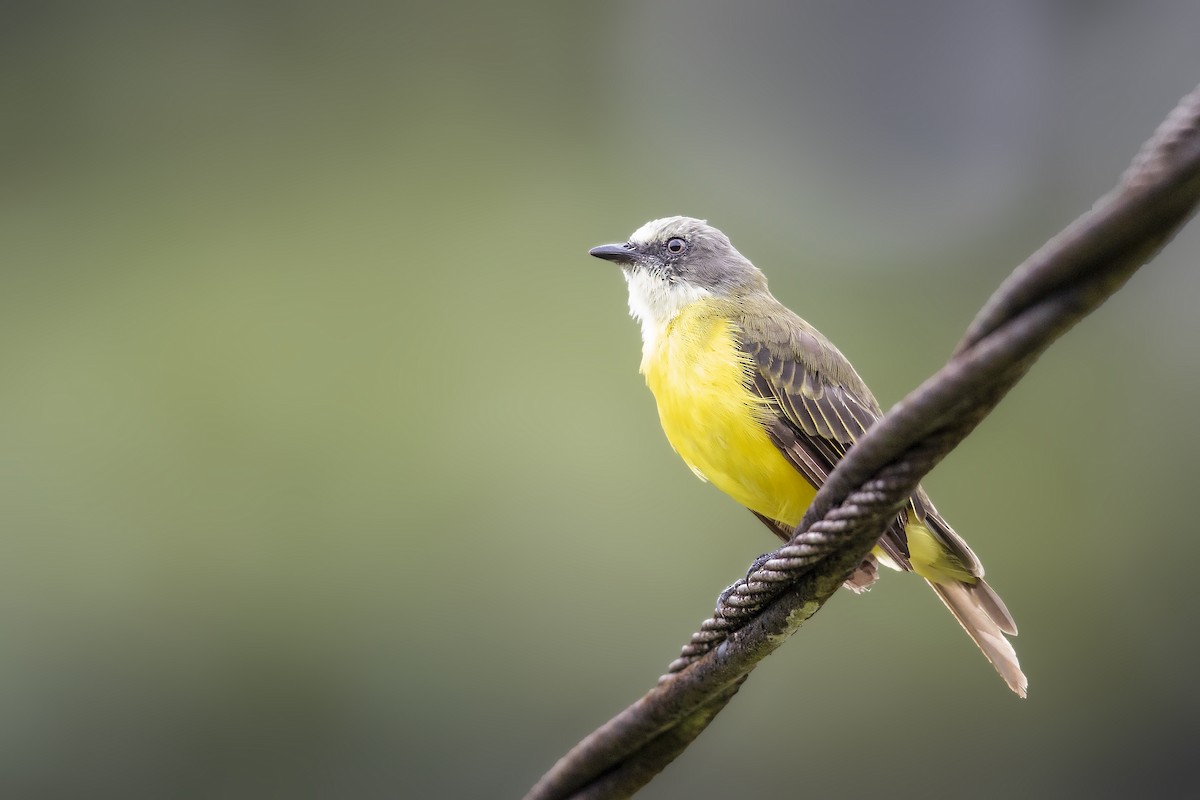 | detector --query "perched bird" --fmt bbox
[589,216,1026,696]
